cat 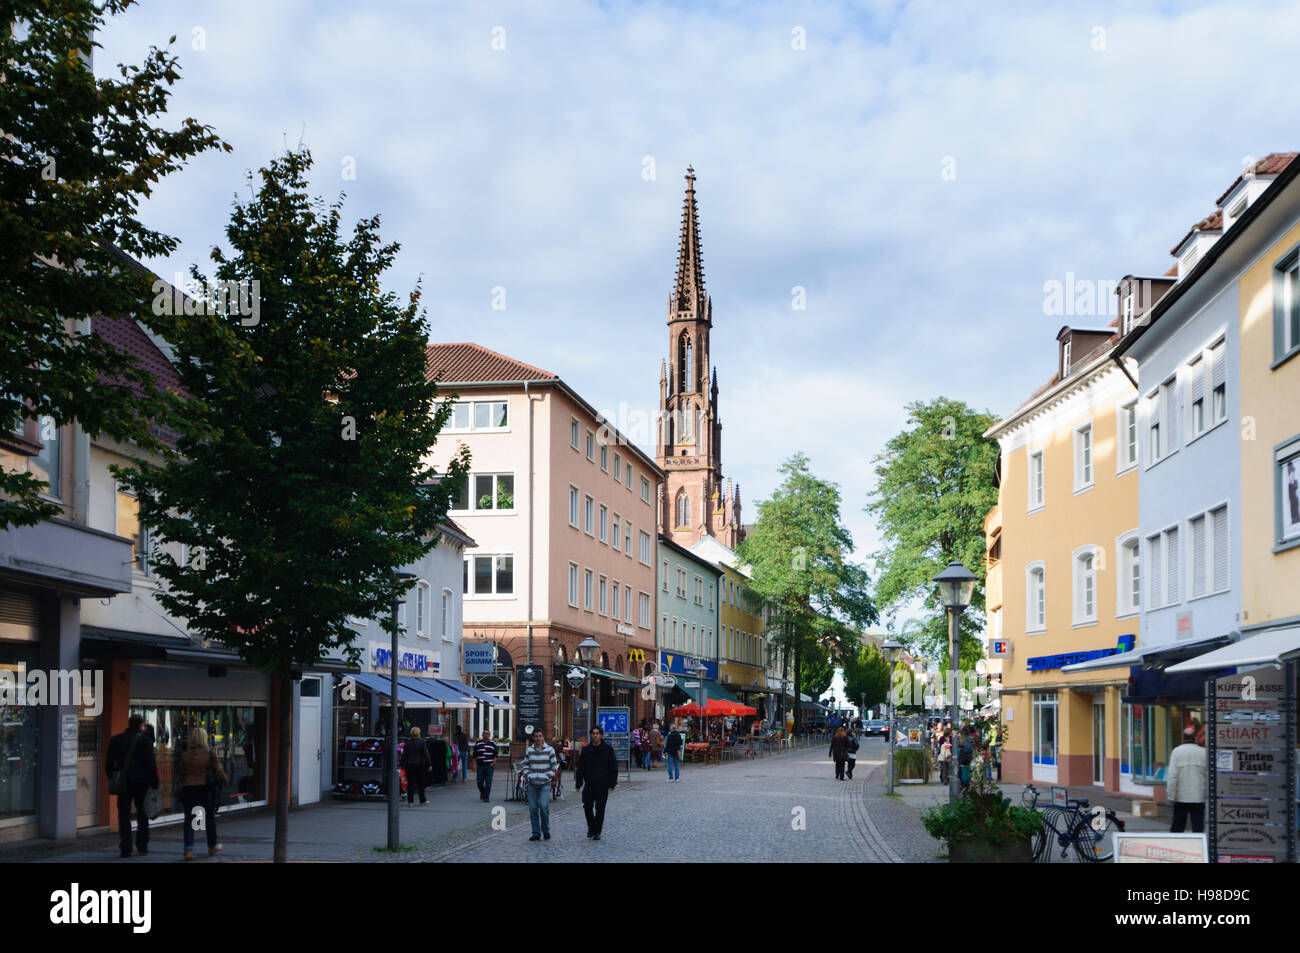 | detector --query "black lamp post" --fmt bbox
[934,561,977,805]
[388,572,416,850]
[882,638,902,794]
